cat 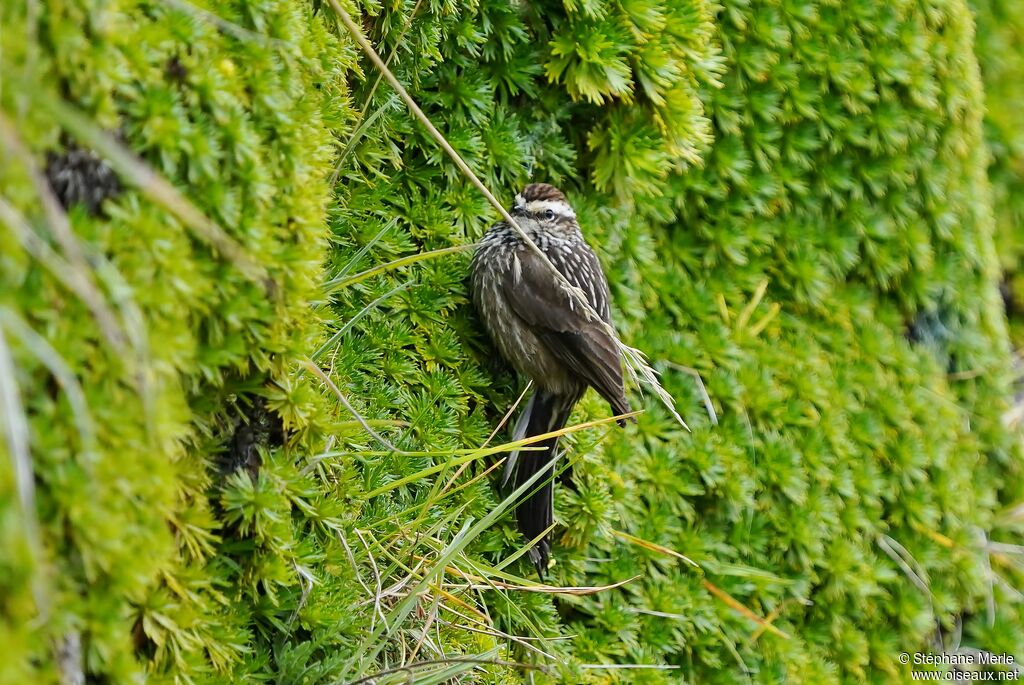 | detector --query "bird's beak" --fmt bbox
[511,204,525,217]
